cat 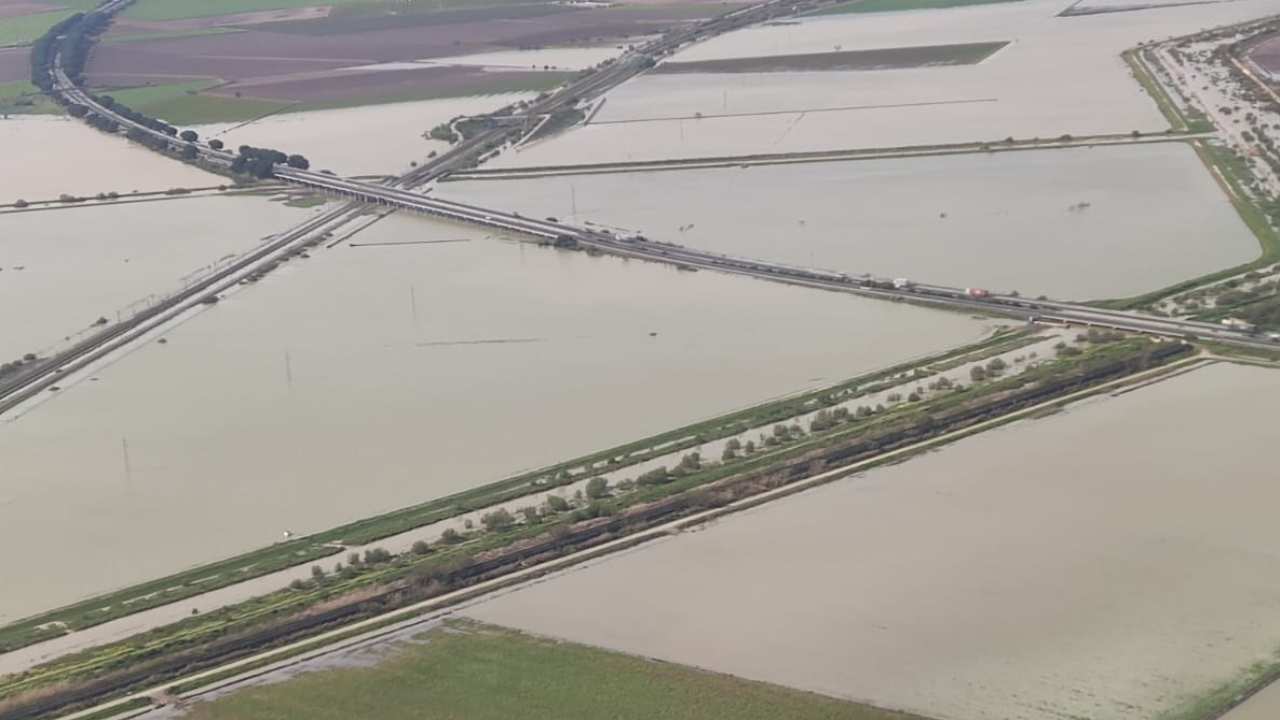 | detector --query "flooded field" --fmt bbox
[0,194,318,360]
[495,0,1278,166]
[468,361,1280,720]
[0,115,216,200]
[193,94,537,176]
[445,142,1259,300]
[0,213,986,624]
[1222,682,1280,720]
